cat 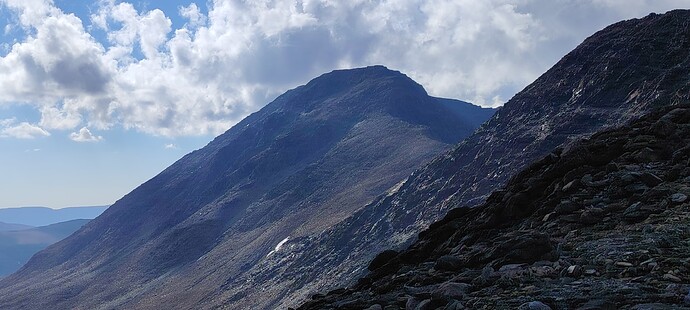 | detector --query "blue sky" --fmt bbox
[0,0,212,208]
[0,0,688,208]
